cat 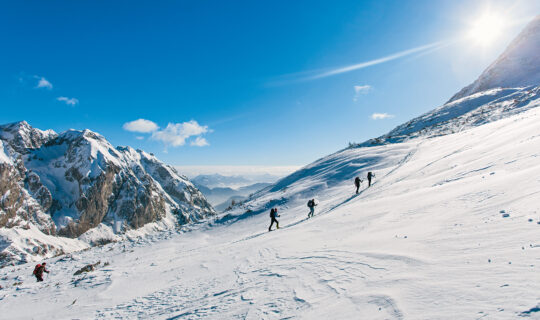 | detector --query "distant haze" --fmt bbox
[175,165,300,179]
